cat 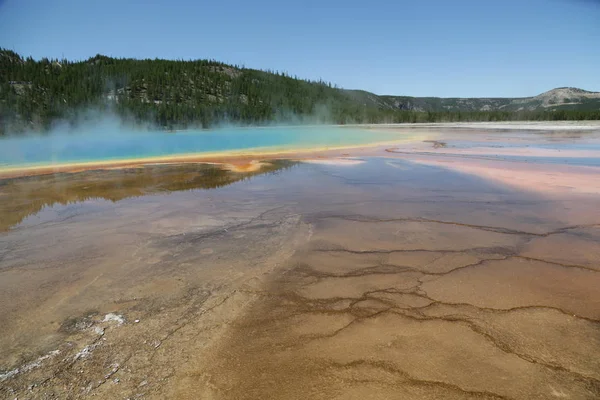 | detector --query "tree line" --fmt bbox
[1,48,598,135]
